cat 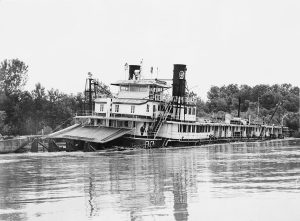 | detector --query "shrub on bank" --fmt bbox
[292,131,300,138]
